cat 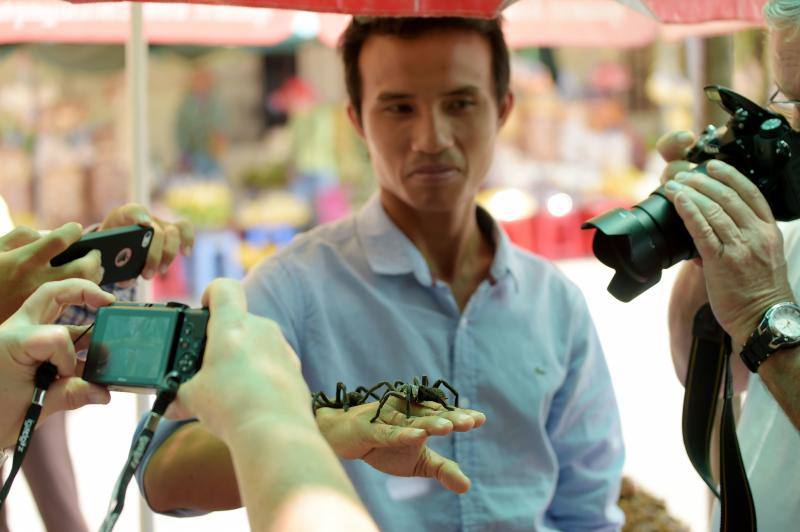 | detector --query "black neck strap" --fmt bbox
[0,362,58,507]
[683,304,756,531]
[99,372,181,532]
